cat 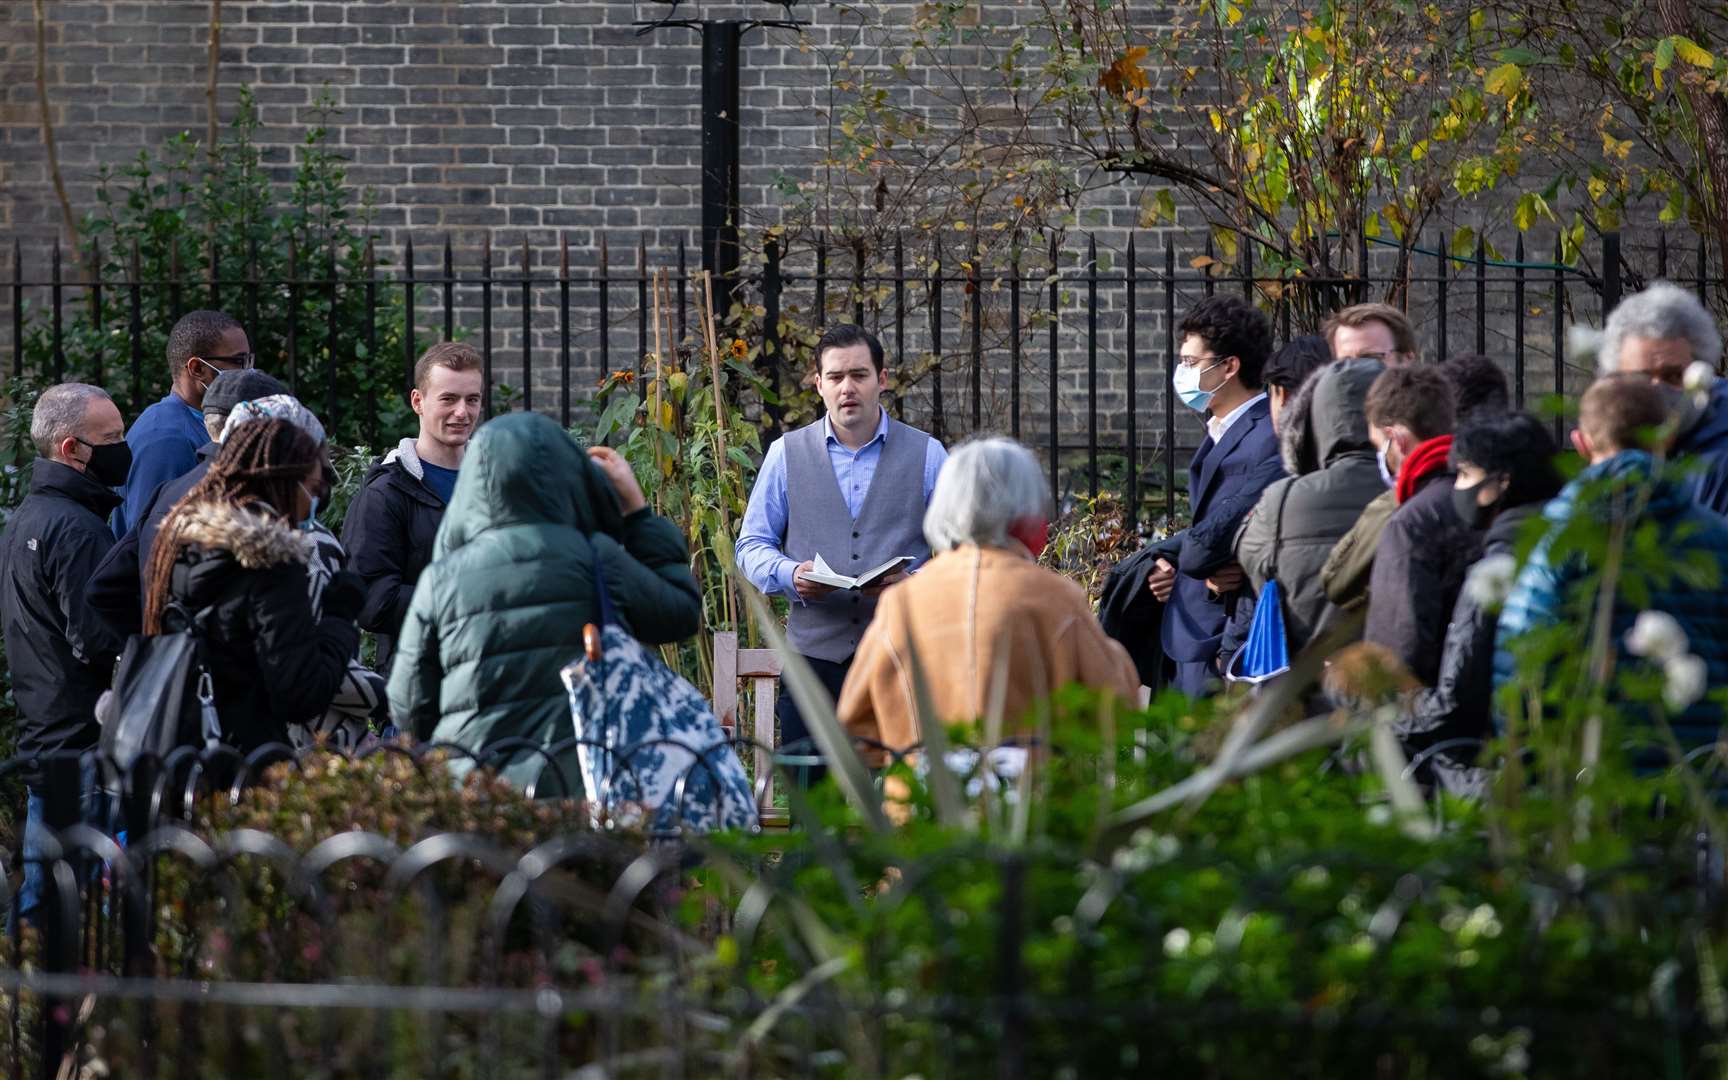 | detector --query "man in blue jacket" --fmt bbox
[1495,375,1728,752]
[113,310,253,537]
[1145,295,1284,697]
